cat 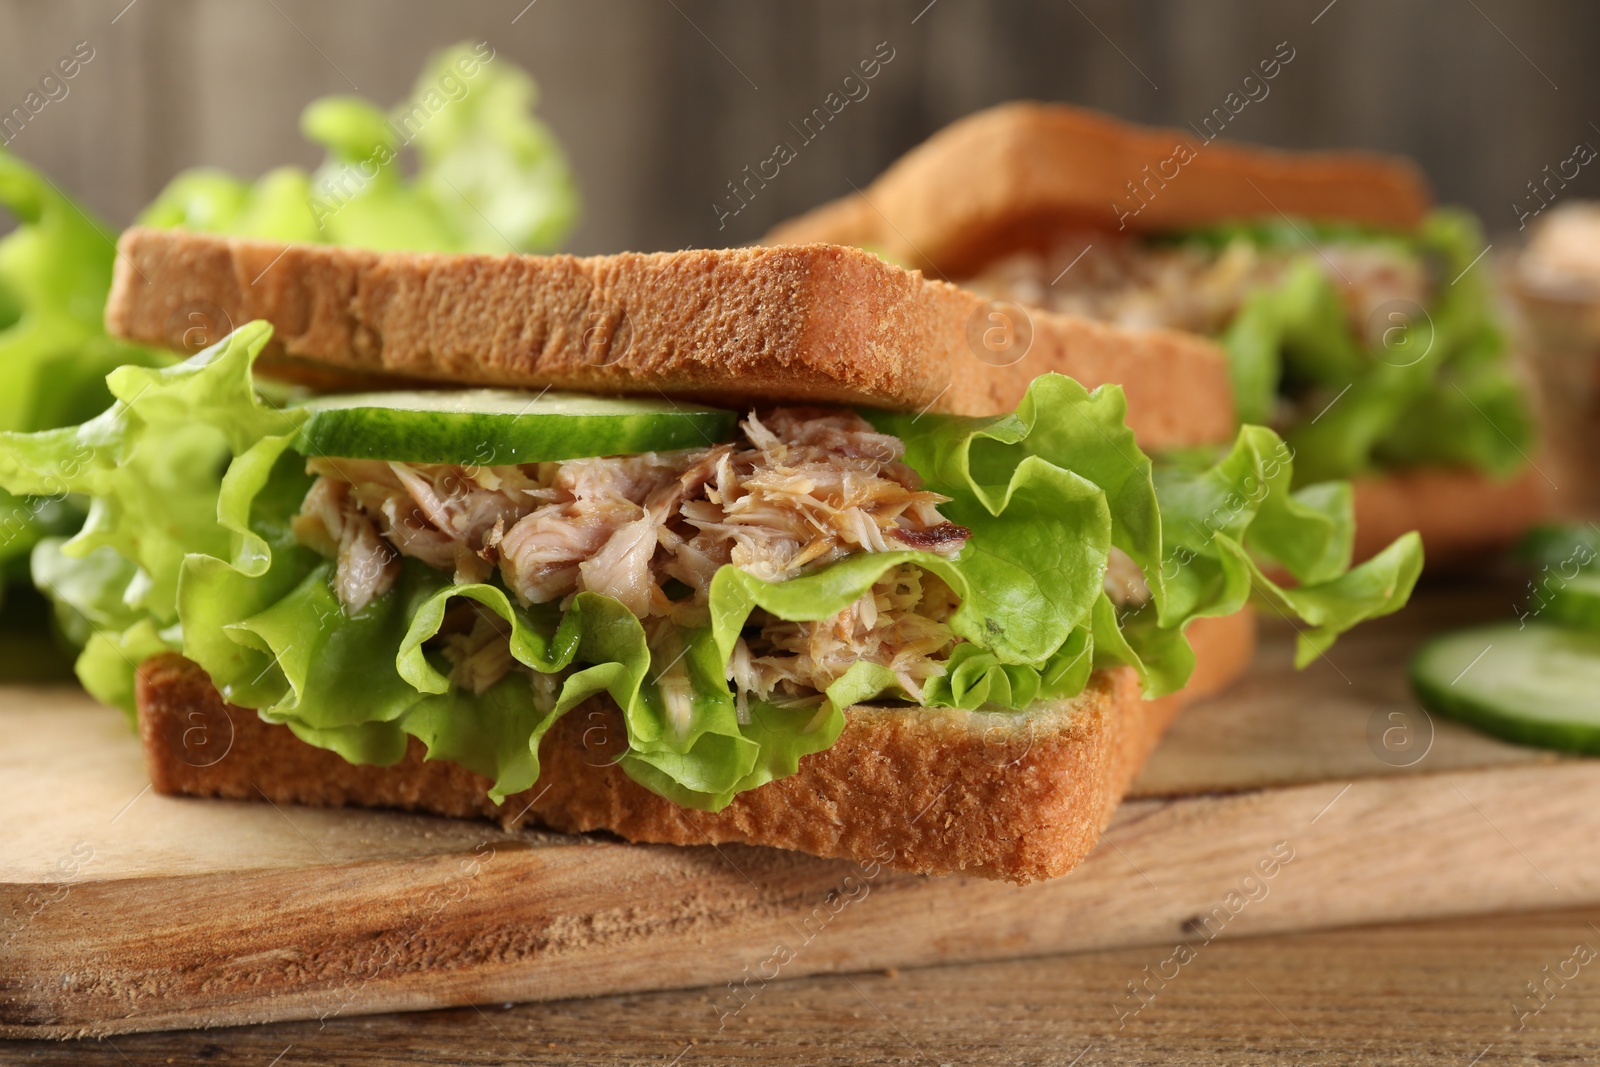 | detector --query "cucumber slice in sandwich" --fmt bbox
[295,389,738,463]
[1412,621,1600,752]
